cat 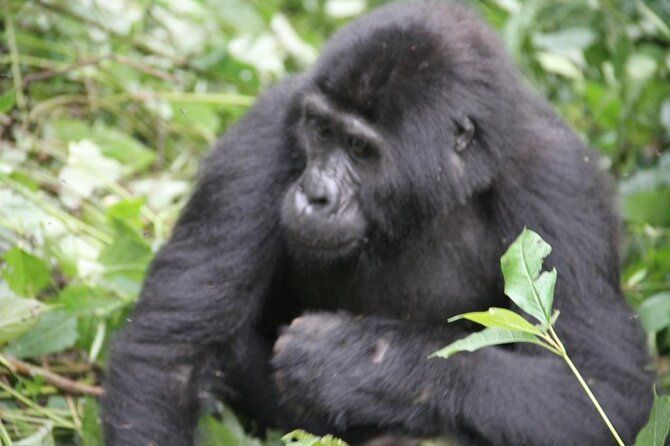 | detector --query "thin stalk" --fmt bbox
[0,417,12,446]
[548,327,624,446]
[0,381,75,429]
[2,0,26,117]
[0,174,112,244]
